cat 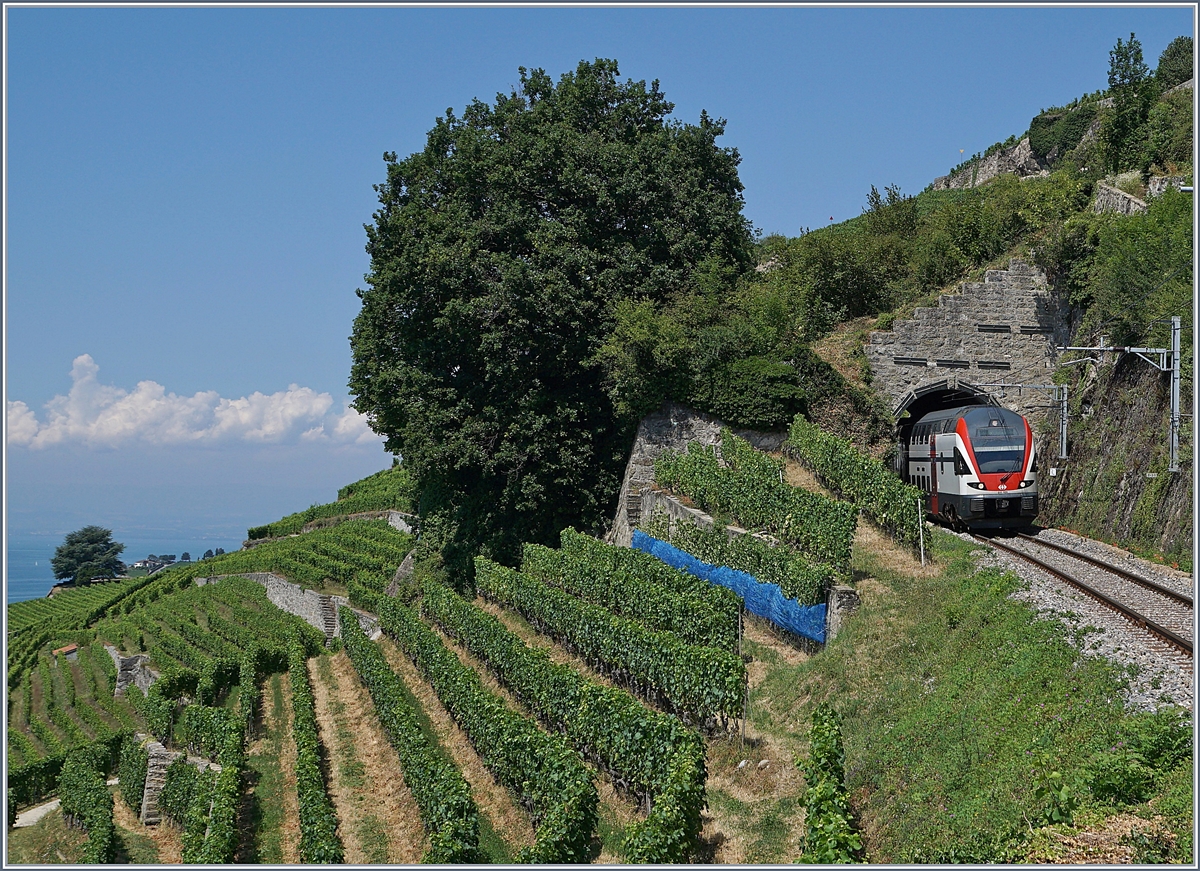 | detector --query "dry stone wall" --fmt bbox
[864,259,1068,420]
[1093,182,1147,215]
[194,572,378,640]
[104,645,158,696]
[607,402,785,547]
